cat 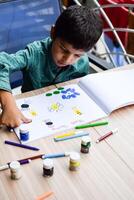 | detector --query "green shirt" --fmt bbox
[0,37,89,93]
